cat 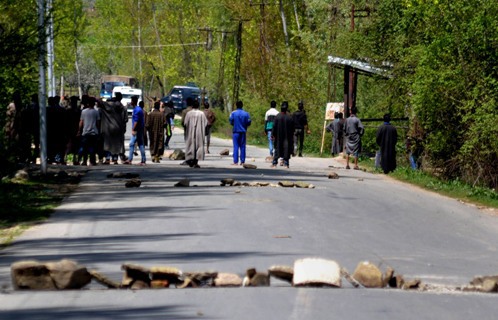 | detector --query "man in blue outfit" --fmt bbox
[229,100,251,165]
[124,96,146,165]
